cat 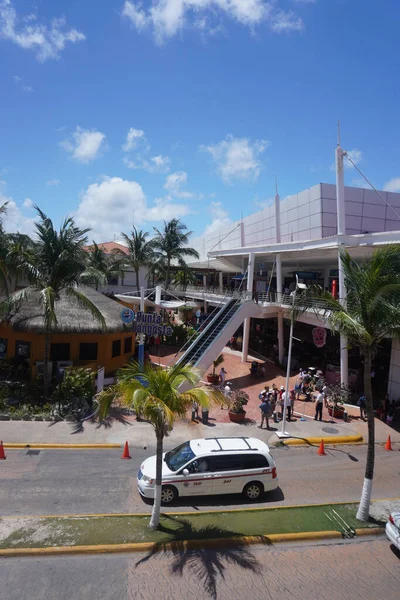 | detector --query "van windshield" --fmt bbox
[165,442,195,471]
